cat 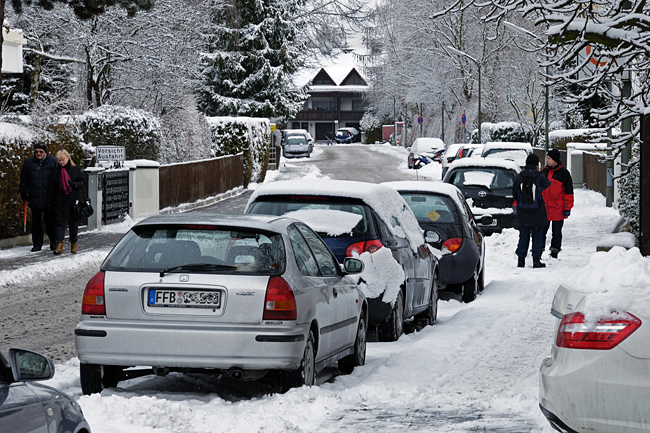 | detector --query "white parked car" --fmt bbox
[75,213,367,394]
[540,247,650,433]
[441,143,467,179]
[407,137,445,168]
[480,142,532,169]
